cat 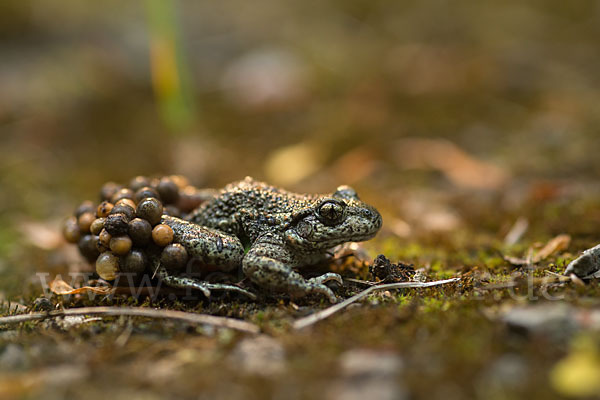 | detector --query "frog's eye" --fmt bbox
[317,200,345,224]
